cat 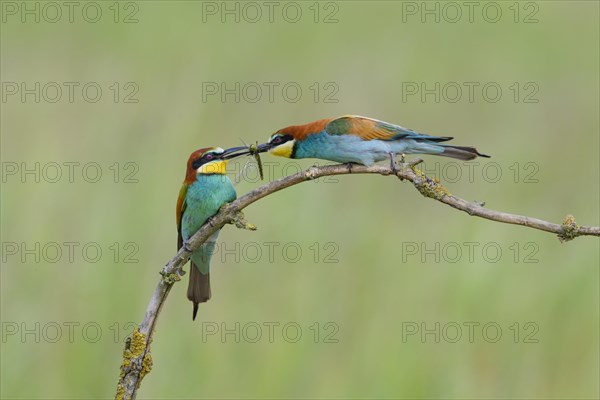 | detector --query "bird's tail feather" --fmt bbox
[187,263,211,321]
[407,141,490,161]
[438,145,490,160]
